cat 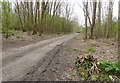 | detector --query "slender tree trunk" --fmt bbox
[90,1,97,39]
[5,2,10,38]
[97,0,101,38]
[37,2,41,36]
[40,1,46,36]
[106,1,113,38]
[16,1,24,32]
[30,2,34,34]
[27,2,30,35]
[85,2,88,39]
[21,2,26,31]
[33,2,38,35]
[118,1,120,62]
